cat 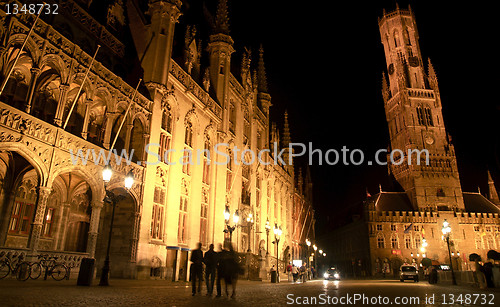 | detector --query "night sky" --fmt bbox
[193,1,500,237]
